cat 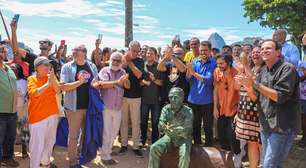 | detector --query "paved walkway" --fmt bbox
[9,137,306,168]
